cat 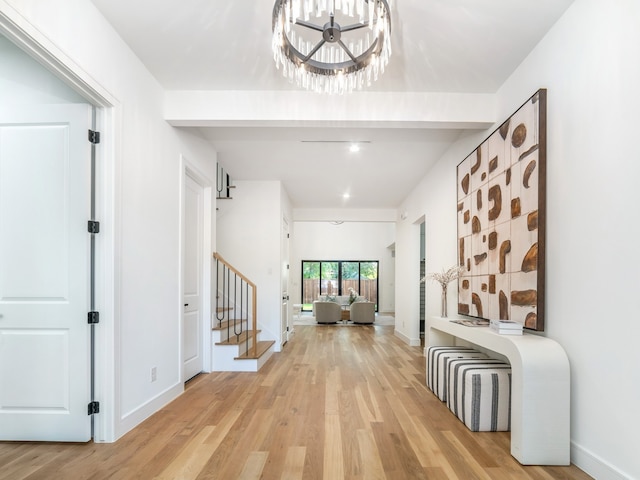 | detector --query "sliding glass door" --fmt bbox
[301,262,320,311]
[341,262,359,298]
[320,262,339,297]
[358,261,378,306]
[301,260,379,311]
